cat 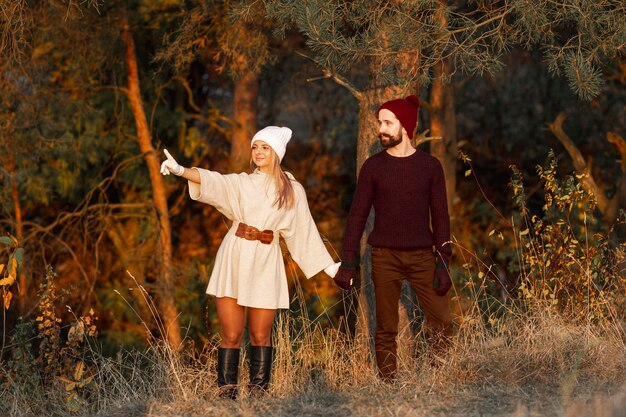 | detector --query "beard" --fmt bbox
[378,127,403,148]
